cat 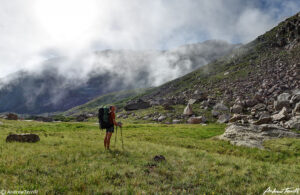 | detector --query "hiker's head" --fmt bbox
[110,106,116,112]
